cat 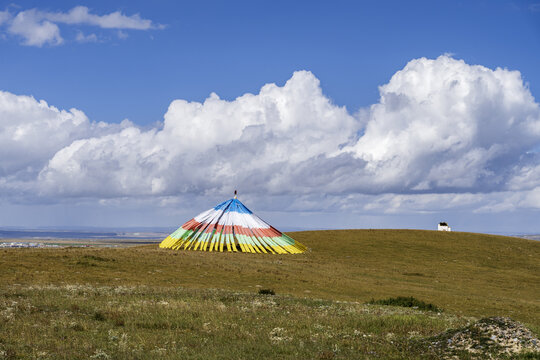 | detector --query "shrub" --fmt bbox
[367,296,441,312]
[258,288,275,295]
[83,255,113,262]
[93,311,106,321]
